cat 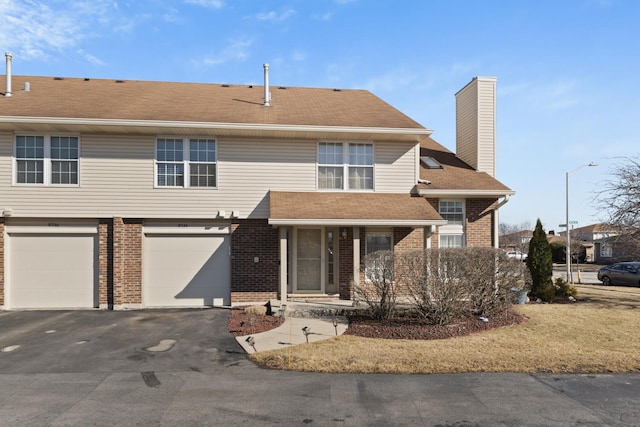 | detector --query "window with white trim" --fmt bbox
[365,230,393,282]
[600,244,612,258]
[439,200,464,225]
[318,142,373,190]
[156,138,217,187]
[439,234,464,248]
[14,135,79,185]
[438,200,465,248]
